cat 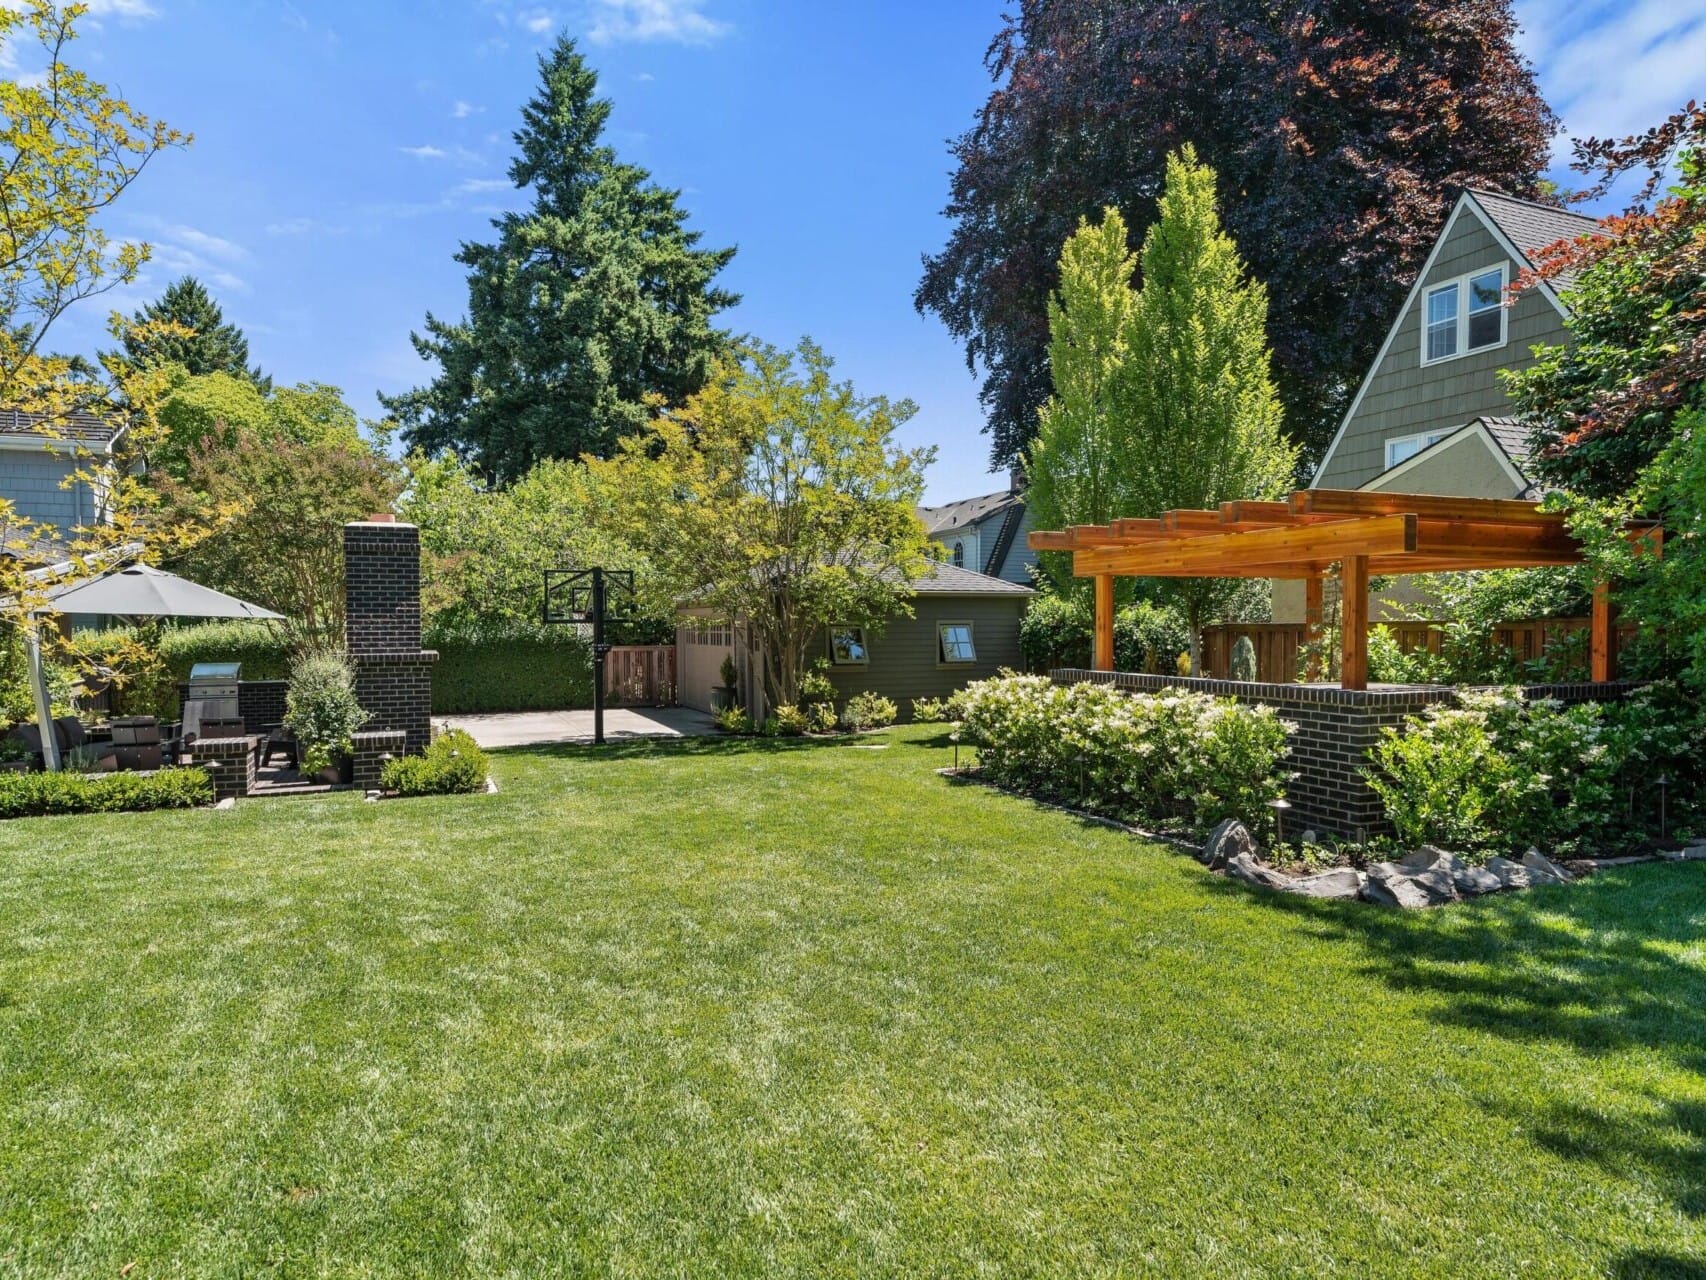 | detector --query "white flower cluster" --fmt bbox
[955,673,1294,832]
